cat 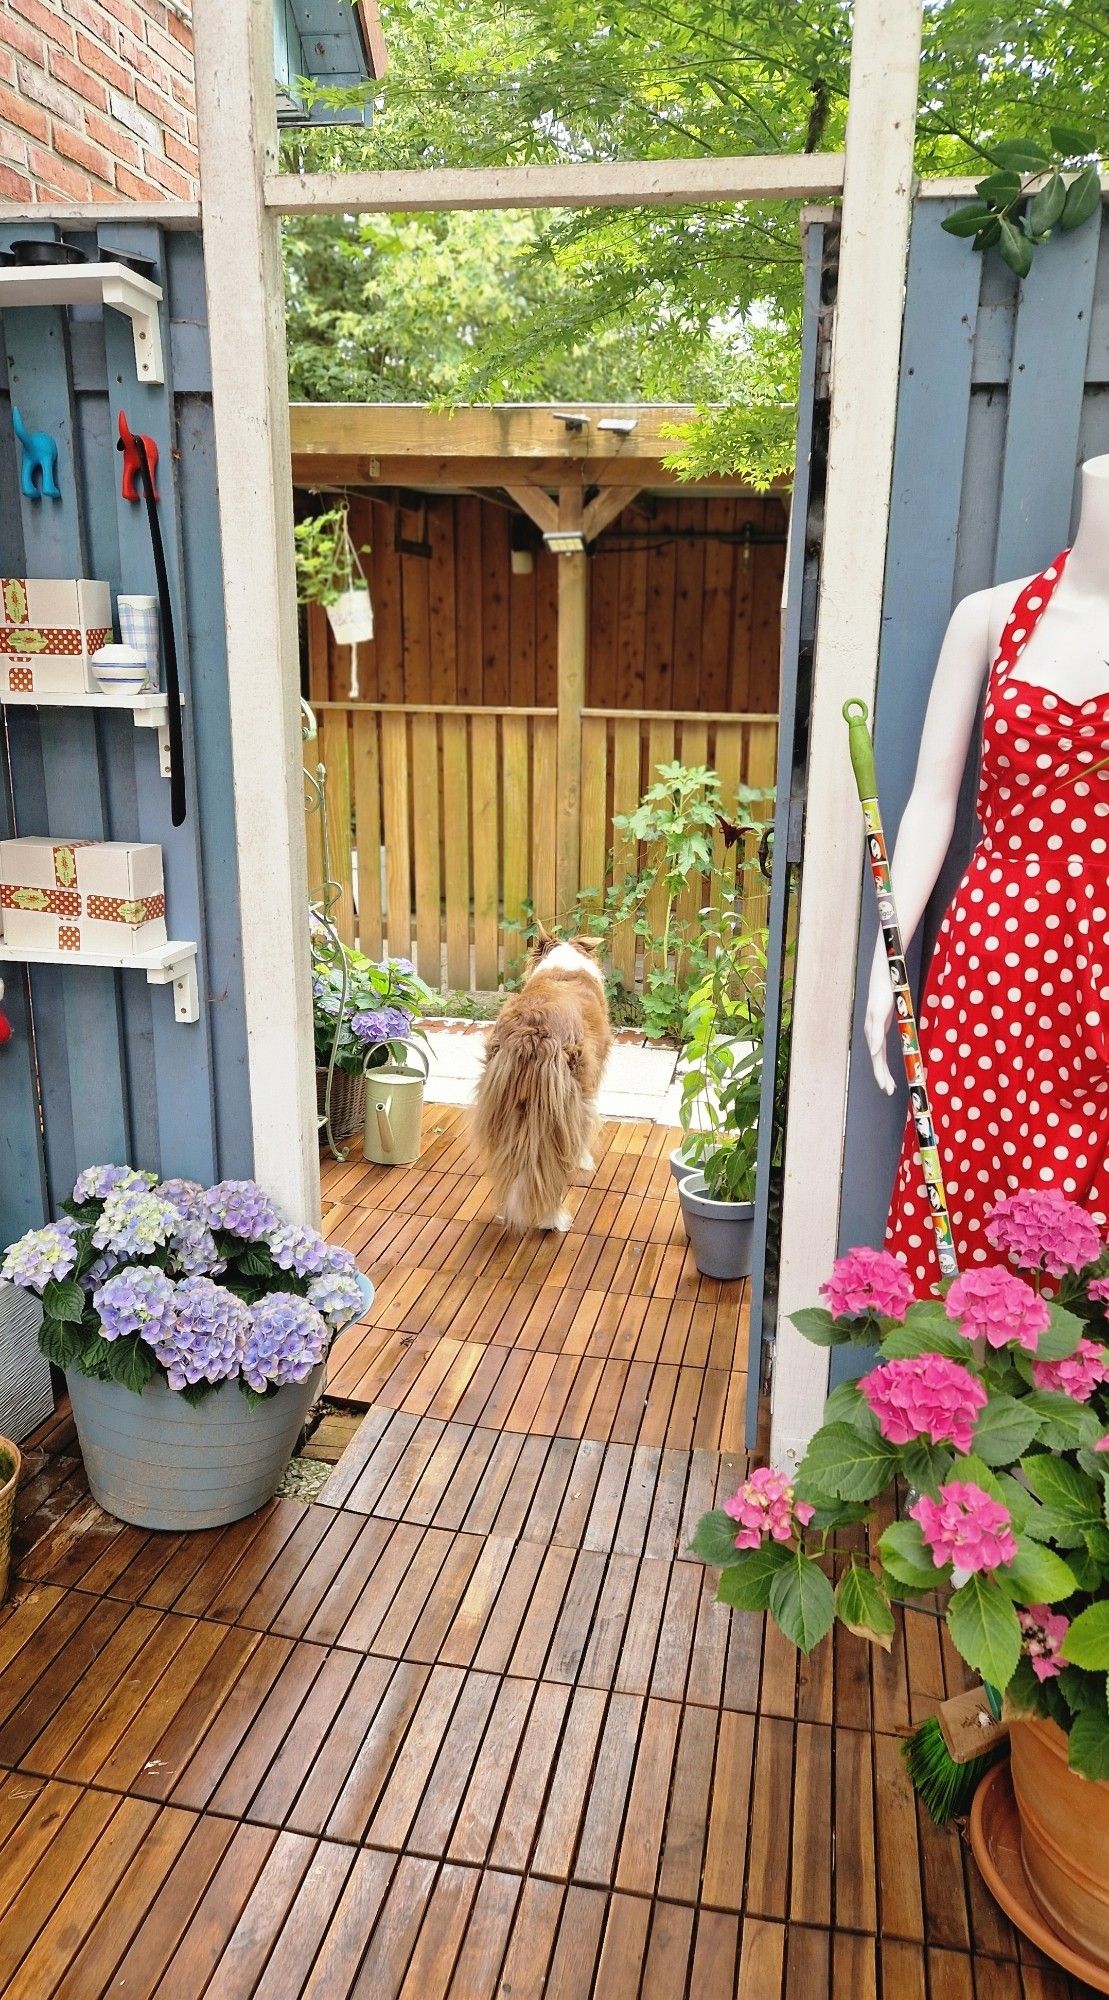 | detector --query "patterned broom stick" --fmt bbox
[842,700,958,1280]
